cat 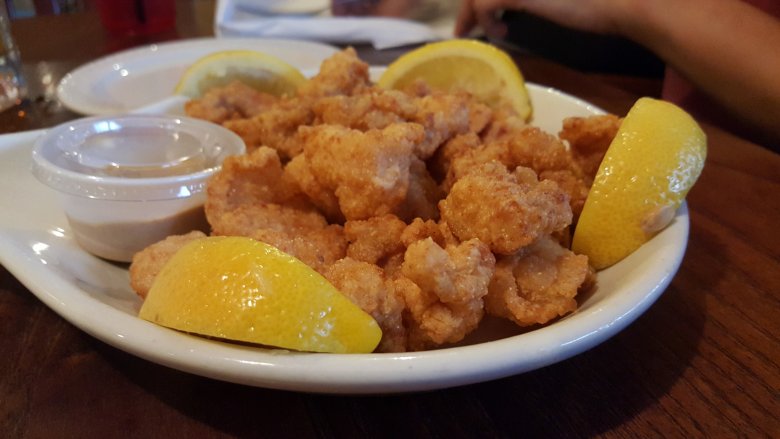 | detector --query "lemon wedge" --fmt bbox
[174,50,307,98]
[378,39,532,120]
[139,236,382,353]
[572,97,707,269]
